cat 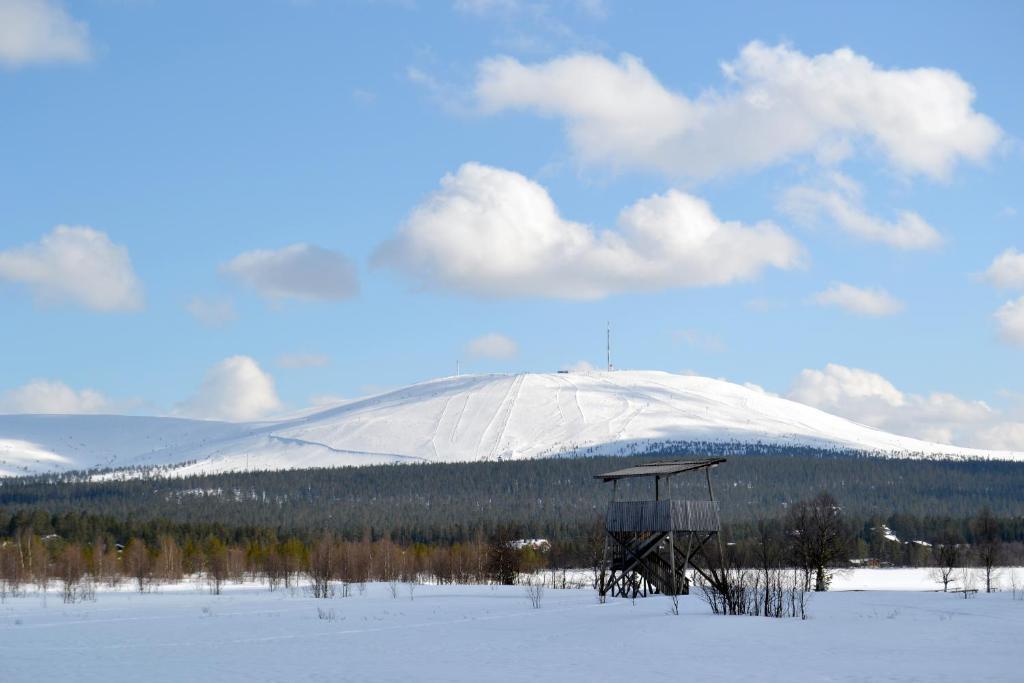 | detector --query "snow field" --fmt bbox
[1,569,1022,682]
